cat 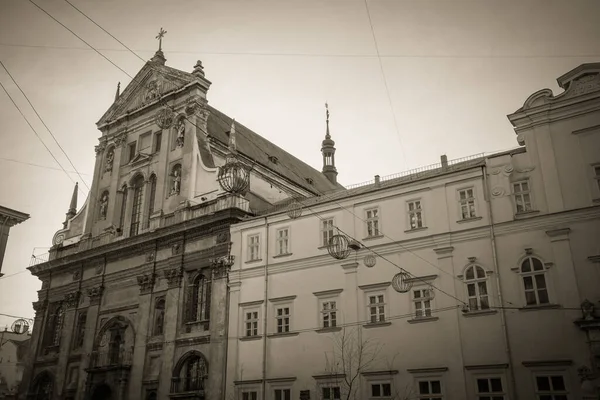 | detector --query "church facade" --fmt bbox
[20,45,342,400]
